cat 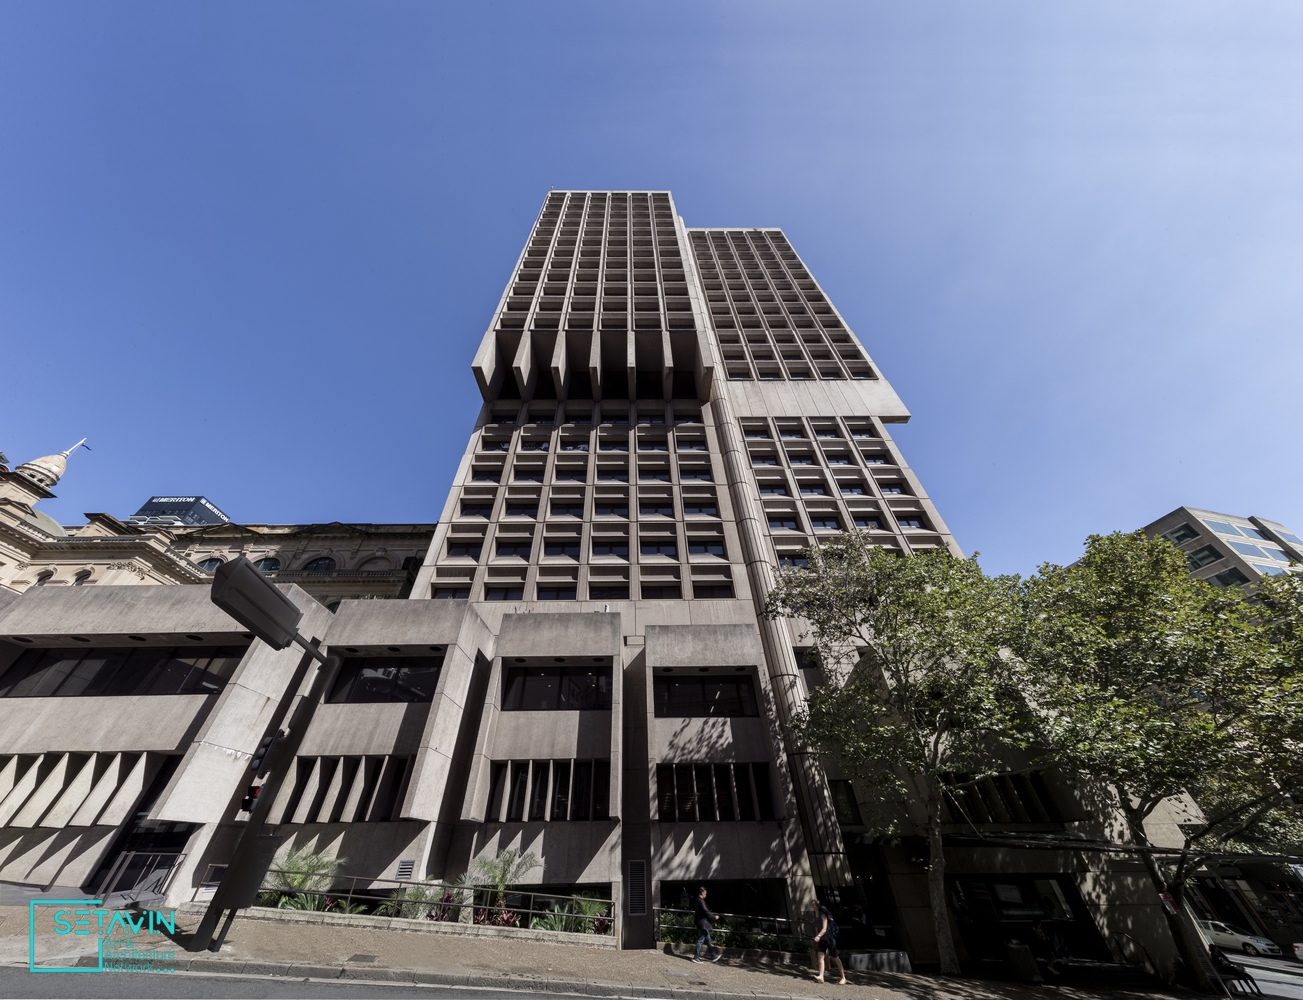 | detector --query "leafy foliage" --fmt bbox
[256,845,348,911]
[1007,531,1303,984]
[764,536,1022,974]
